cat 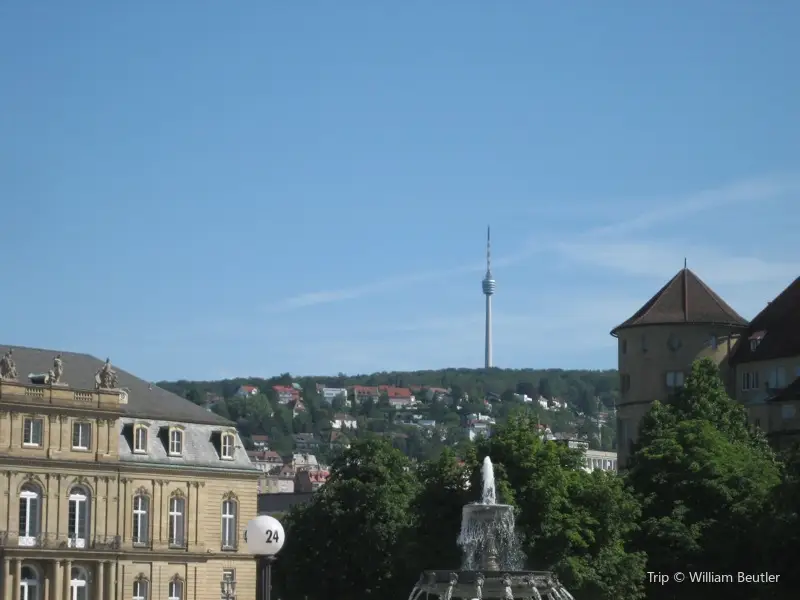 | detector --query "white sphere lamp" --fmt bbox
[245,514,285,557]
